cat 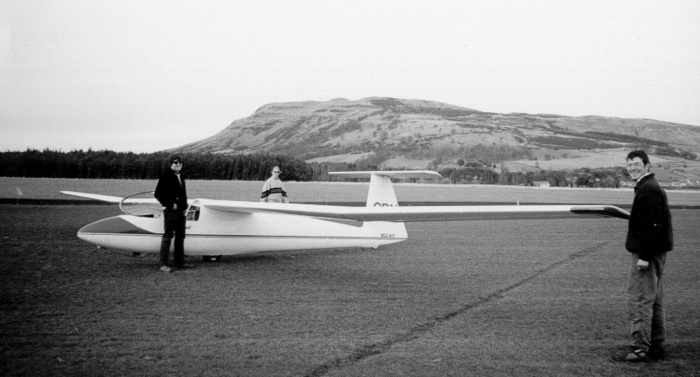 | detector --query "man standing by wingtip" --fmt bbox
[155,154,195,273]
[616,150,673,362]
